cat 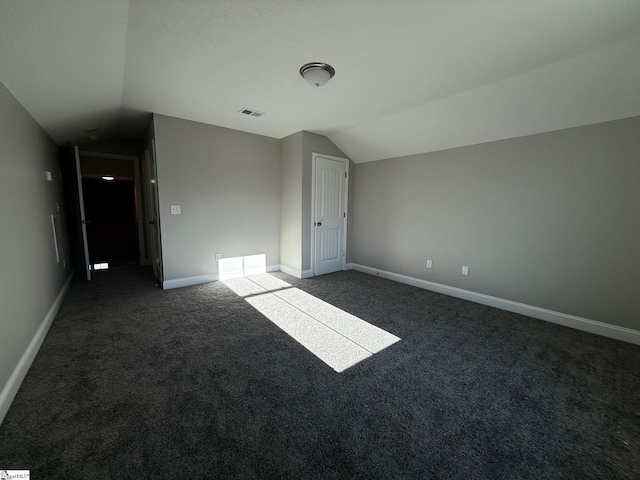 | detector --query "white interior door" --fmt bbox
[61,146,91,280]
[313,155,348,276]
[60,145,90,279]
[145,140,163,283]
[73,146,91,280]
